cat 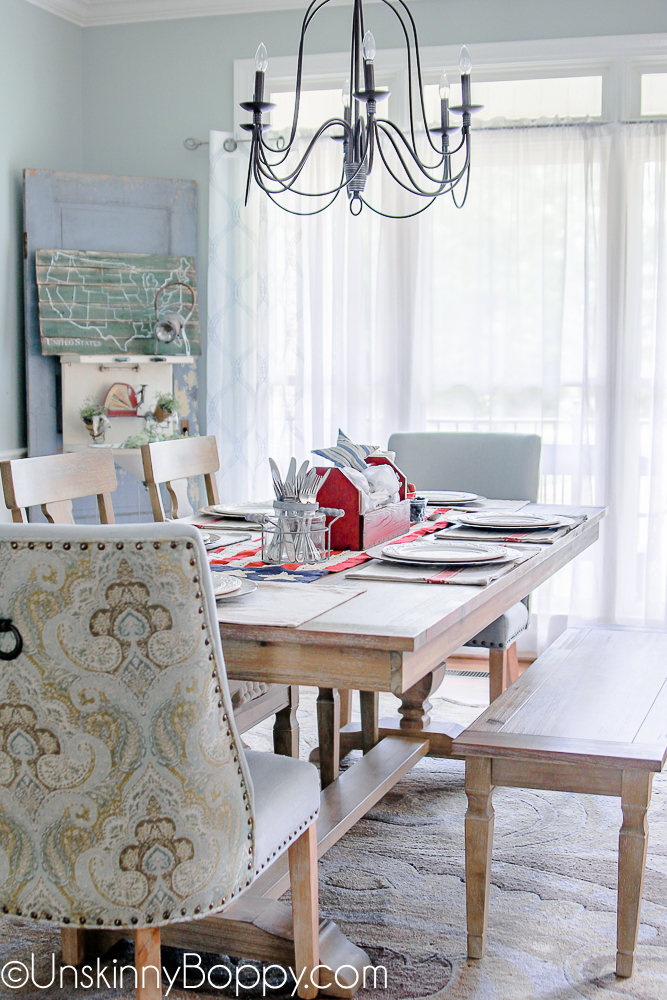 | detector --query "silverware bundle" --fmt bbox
[269,457,330,503]
[262,458,333,563]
